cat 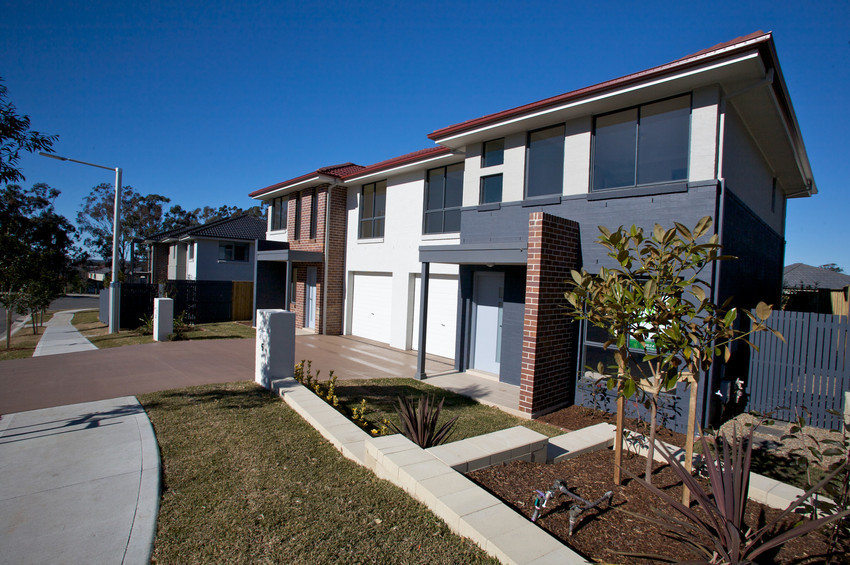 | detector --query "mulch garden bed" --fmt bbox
[467,405,836,564]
